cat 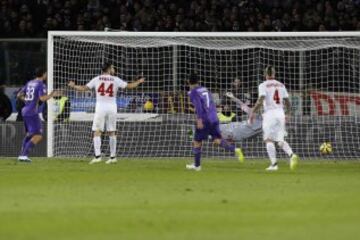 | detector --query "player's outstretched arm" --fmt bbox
[126,77,145,89]
[249,96,264,124]
[68,81,90,92]
[251,96,265,114]
[283,97,292,118]
[39,90,61,102]
[17,91,25,102]
[225,92,250,114]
